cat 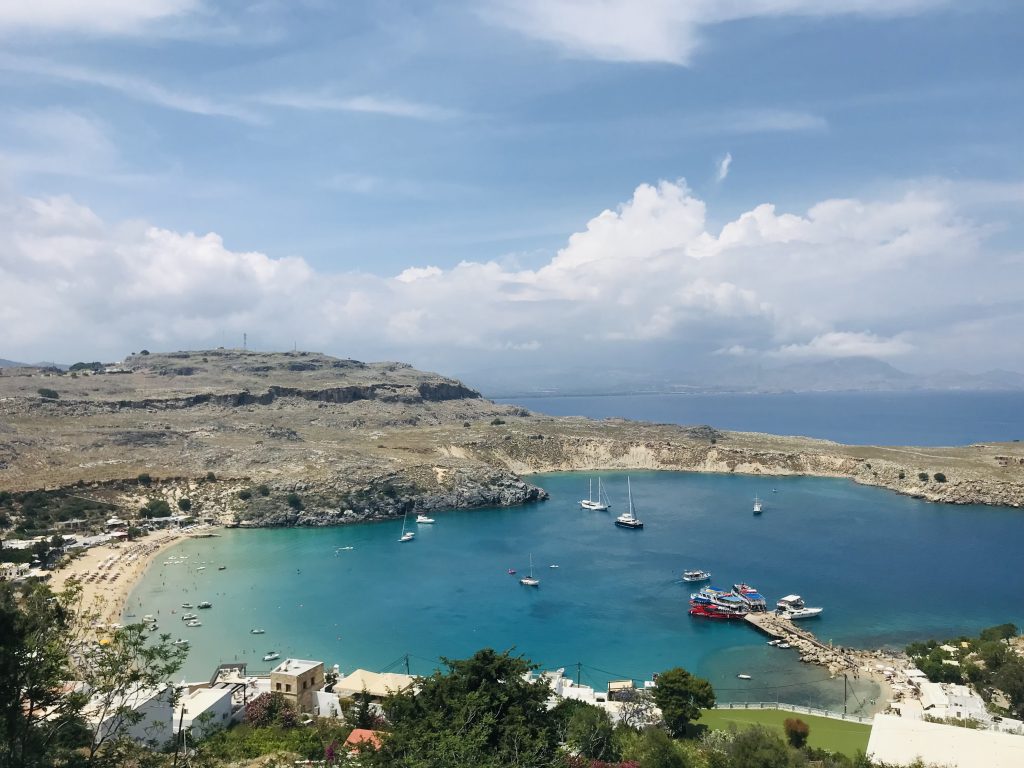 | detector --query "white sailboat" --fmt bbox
[398,510,415,542]
[579,477,611,511]
[519,554,540,587]
[614,477,644,529]
[753,496,763,514]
